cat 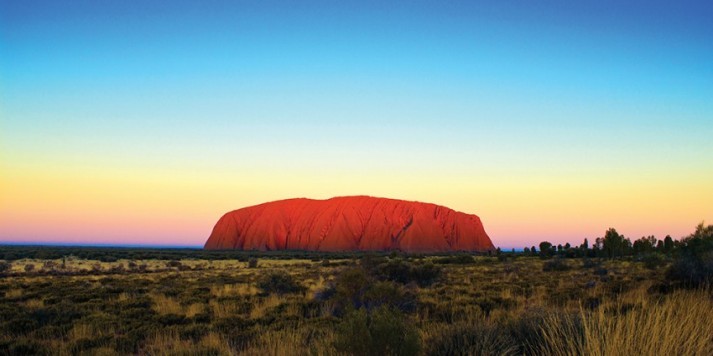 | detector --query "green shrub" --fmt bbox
[582,258,598,268]
[666,223,713,287]
[375,259,412,284]
[166,260,182,268]
[3,317,39,335]
[247,258,259,268]
[5,338,47,355]
[640,253,666,270]
[257,271,304,295]
[543,258,571,272]
[410,262,442,287]
[155,313,188,325]
[424,322,517,356]
[99,255,118,263]
[0,261,11,274]
[667,253,713,287]
[362,281,417,312]
[434,255,476,265]
[503,309,575,355]
[334,267,371,301]
[370,259,442,287]
[334,307,421,356]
